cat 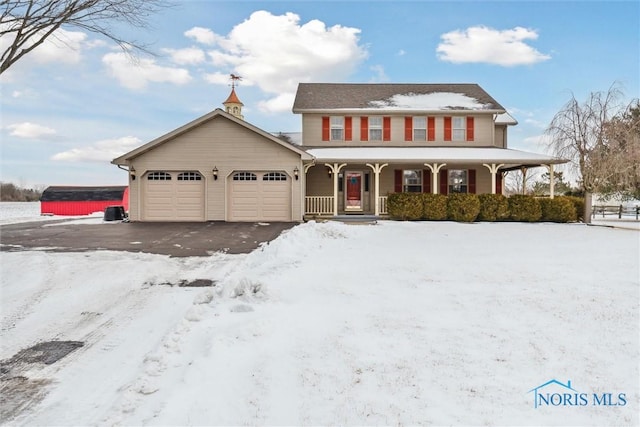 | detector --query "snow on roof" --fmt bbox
[495,112,518,125]
[369,92,492,111]
[305,147,566,165]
